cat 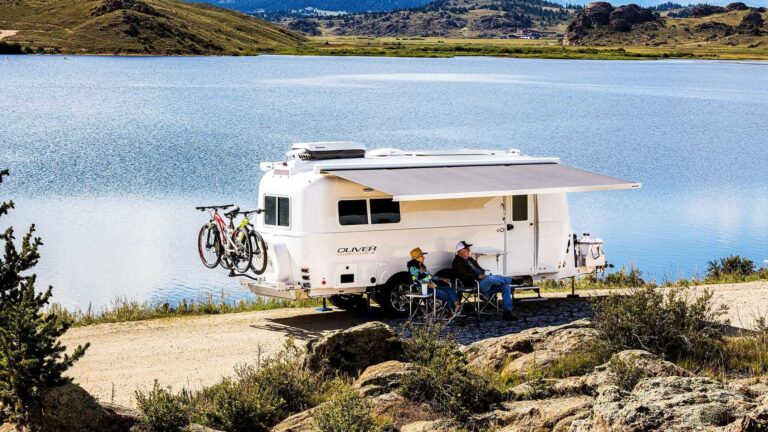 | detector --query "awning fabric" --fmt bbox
[325,163,640,201]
